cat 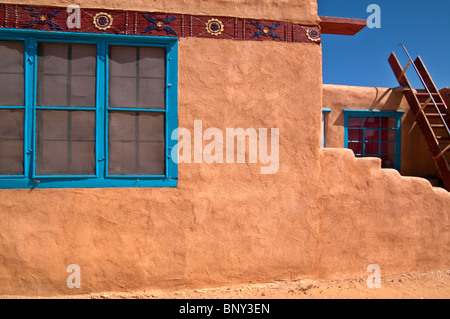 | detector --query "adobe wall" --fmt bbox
[323,84,438,178]
[317,148,449,279]
[0,0,448,296]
